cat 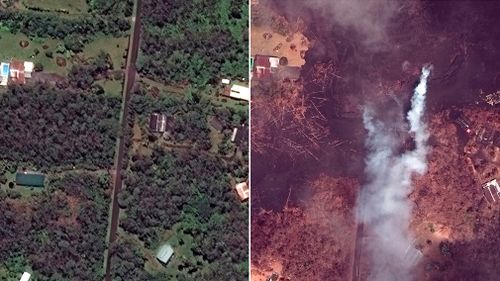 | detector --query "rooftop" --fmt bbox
[16,172,45,187]
[156,244,174,264]
[20,272,31,281]
[235,182,249,201]
[229,84,250,101]
[482,179,500,203]
[150,113,168,133]
[1,62,9,77]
